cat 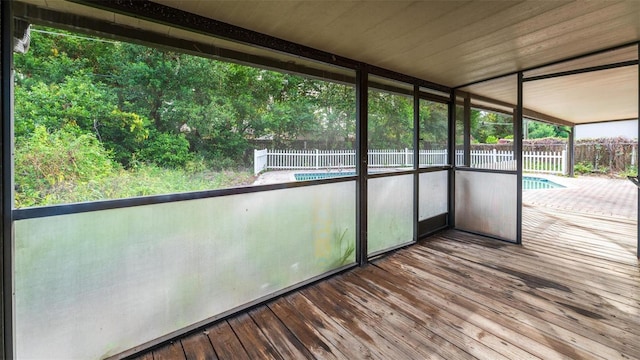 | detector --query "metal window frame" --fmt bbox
[1,2,13,358]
